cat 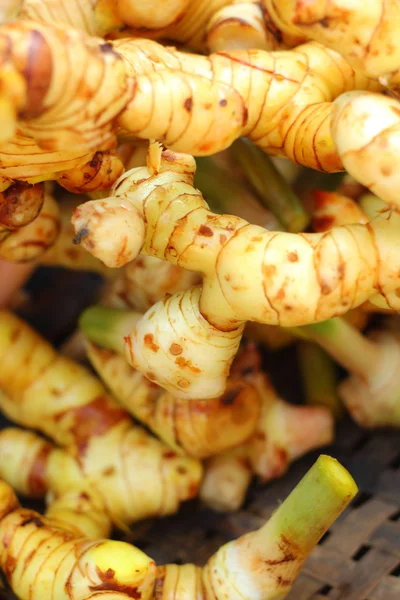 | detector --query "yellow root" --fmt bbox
[262,0,400,89]
[0,311,202,526]
[0,186,60,261]
[0,20,380,171]
[0,456,357,600]
[85,340,261,458]
[74,146,400,397]
[0,181,44,230]
[332,91,400,207]
[103,254,201,312]
[201,358,333,511]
